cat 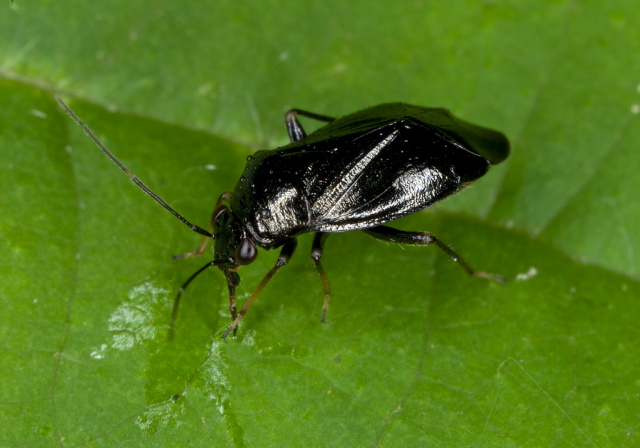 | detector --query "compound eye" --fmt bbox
[235,238,257,265]
[212,205,228,222]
